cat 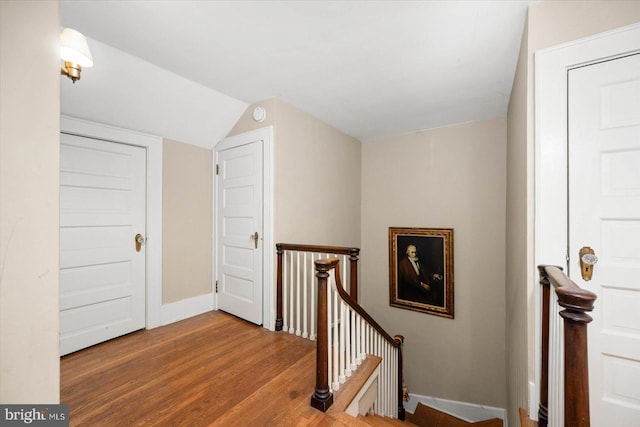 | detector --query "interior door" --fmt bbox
[60,133,146,355]
[216,140,263,325]
[569,53,640,426]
